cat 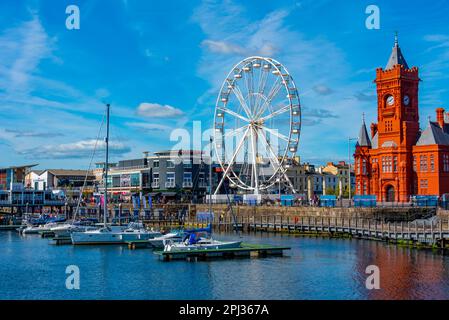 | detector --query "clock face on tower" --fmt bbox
[386,95,395,106]
[403,95,410,106]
